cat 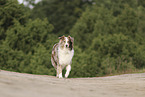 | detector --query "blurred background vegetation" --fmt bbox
[0,0,145,77]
